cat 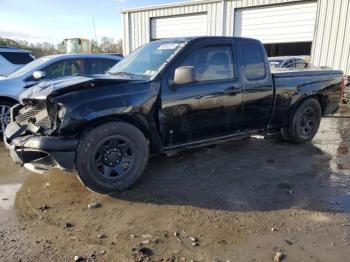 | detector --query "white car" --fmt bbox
[0,47,35,76]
